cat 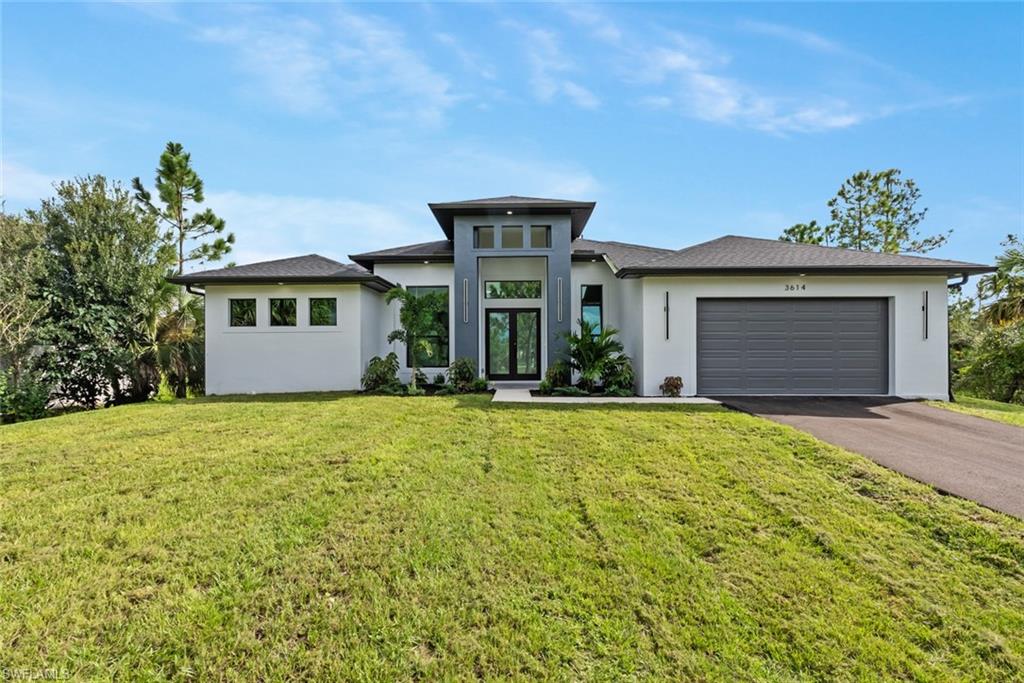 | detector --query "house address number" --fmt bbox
[784,284,806,292]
